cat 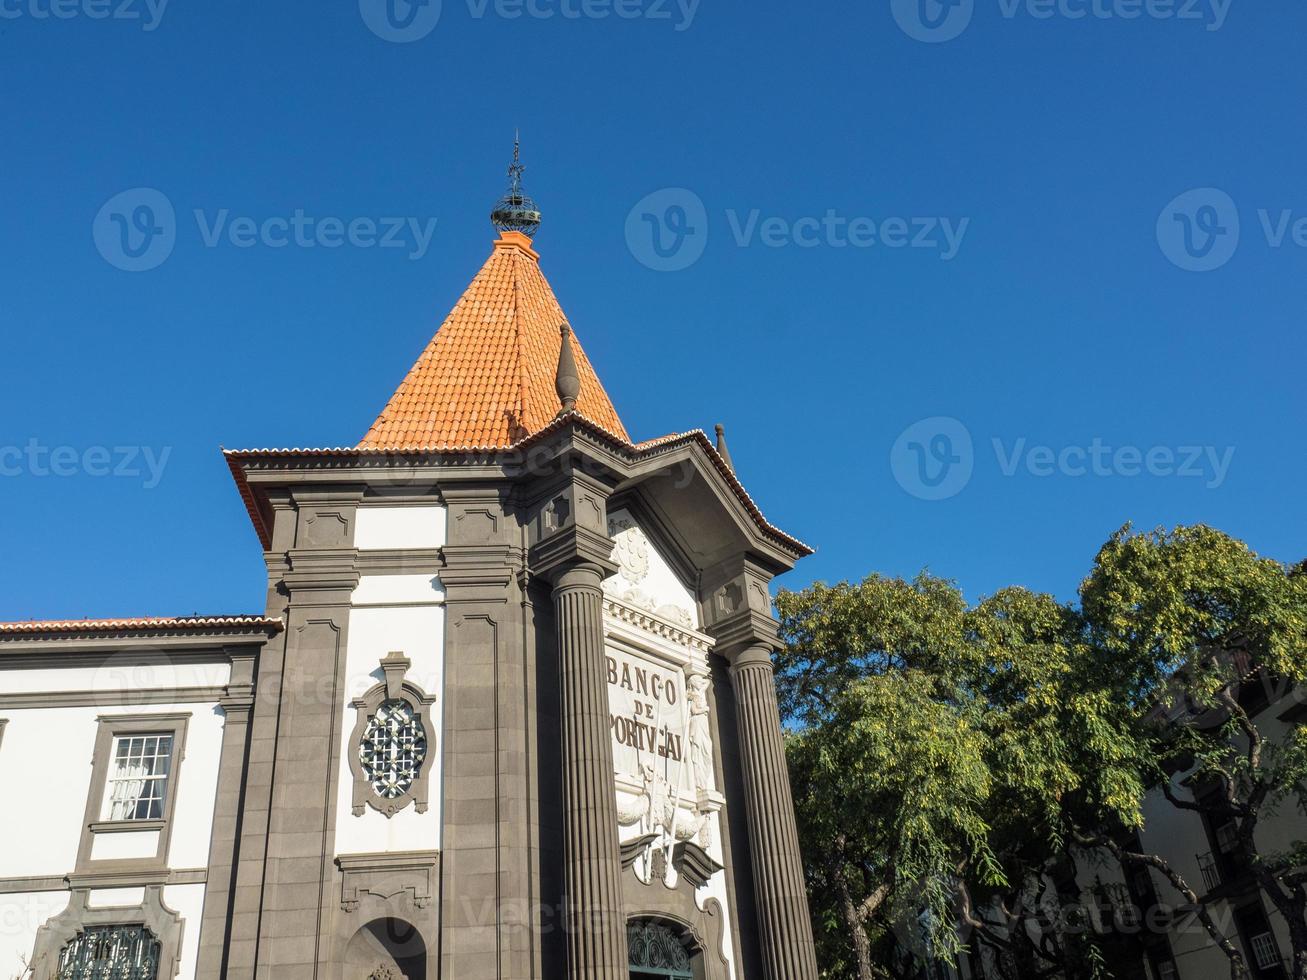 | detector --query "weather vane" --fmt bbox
[491,132,542,238]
